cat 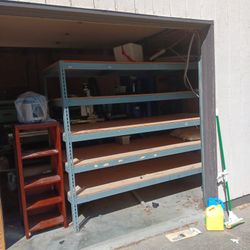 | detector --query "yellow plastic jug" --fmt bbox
[205,205,224,231]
